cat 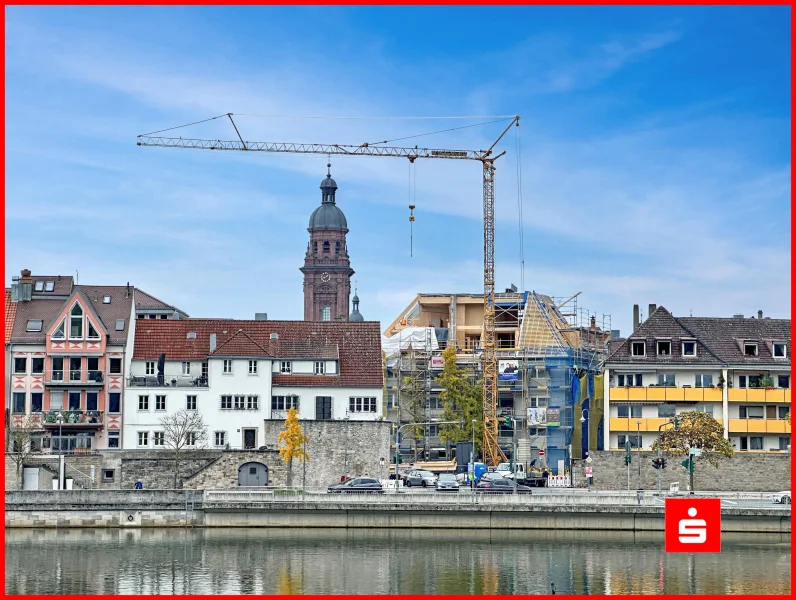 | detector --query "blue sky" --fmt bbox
[5,6,791,336]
